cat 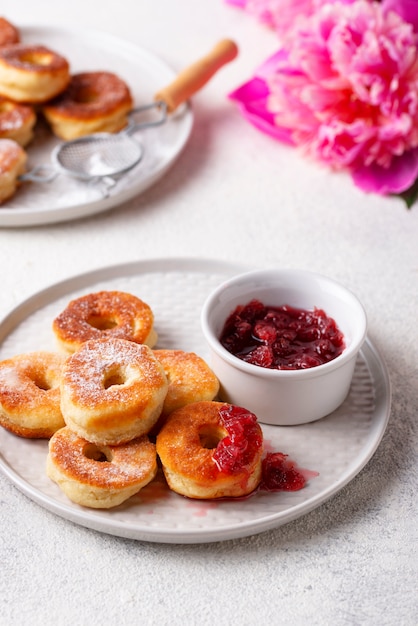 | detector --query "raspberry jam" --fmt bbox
[260,452,307,491]
[220,299,345,370]
[213,405,263,475]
